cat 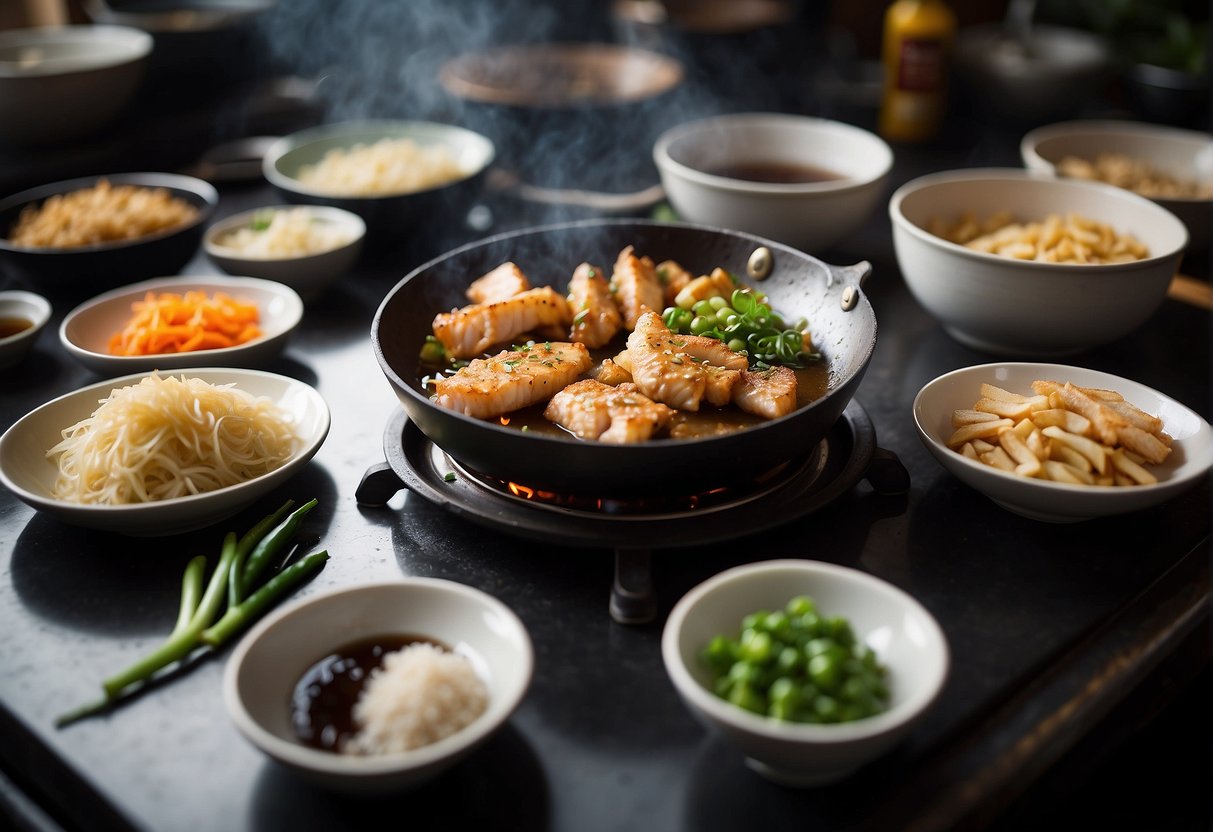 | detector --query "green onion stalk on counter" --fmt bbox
[55,498,330,728]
